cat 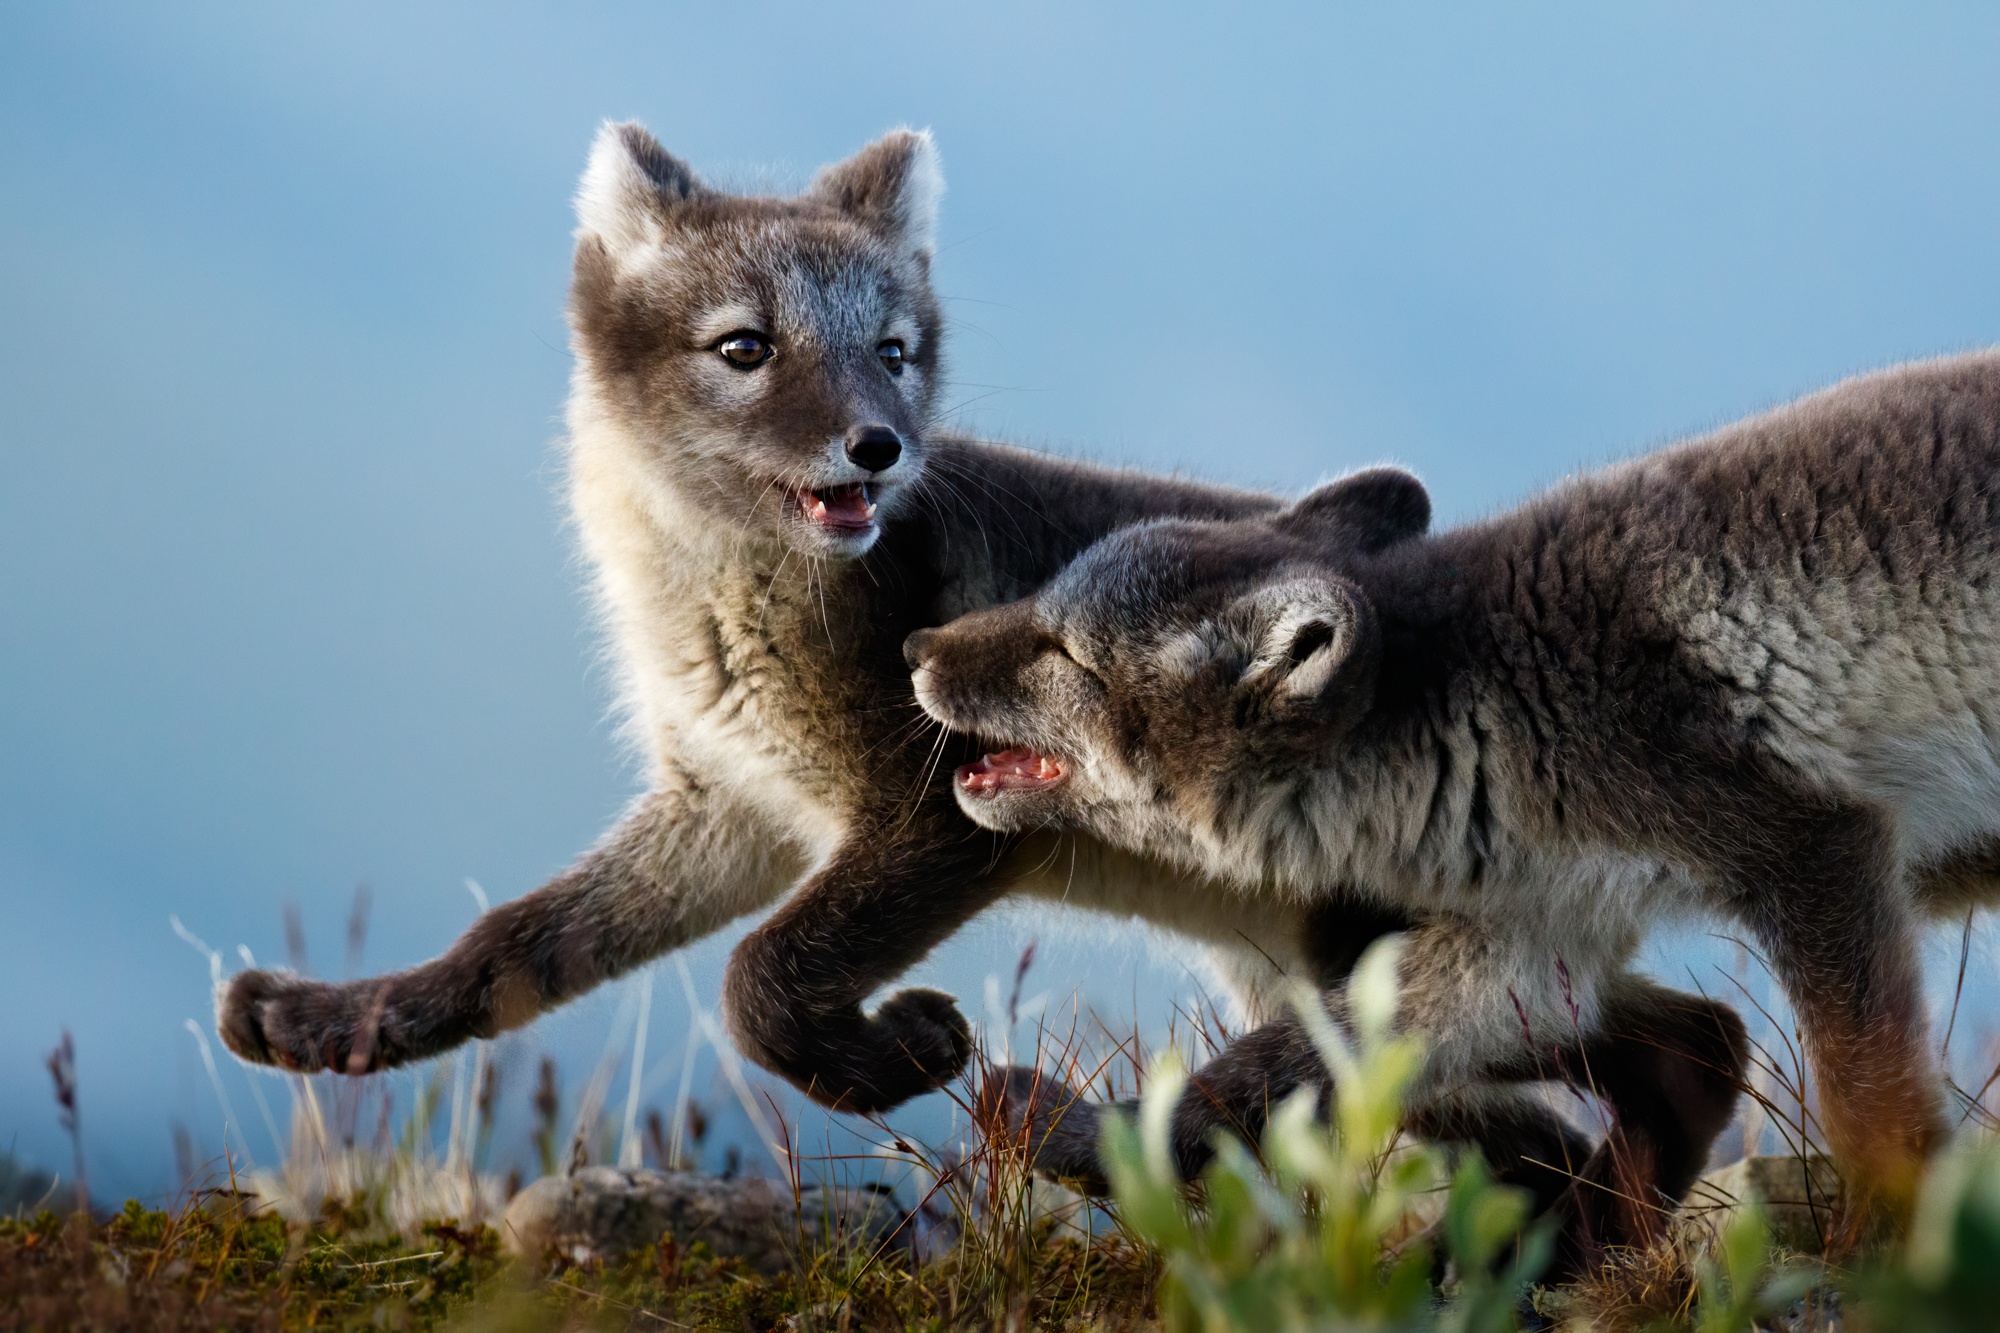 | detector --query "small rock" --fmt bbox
[1679,1154,1846,1255]
[500,1167,908,1273]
